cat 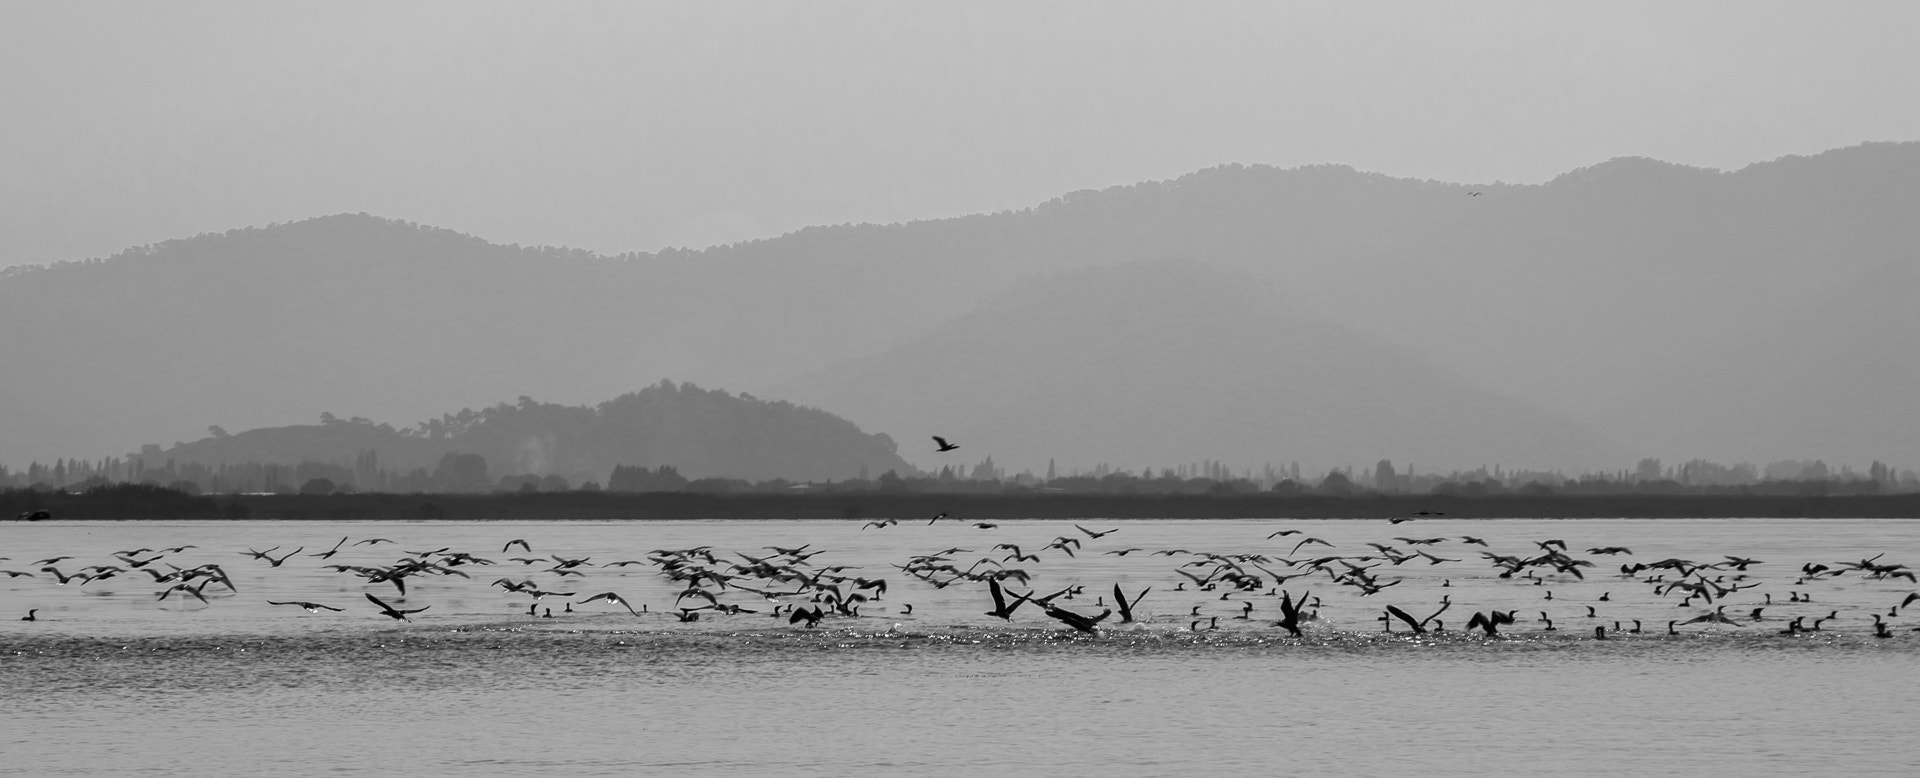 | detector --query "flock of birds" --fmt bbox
[7,510,1918,643]
[5,435,1916,640]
